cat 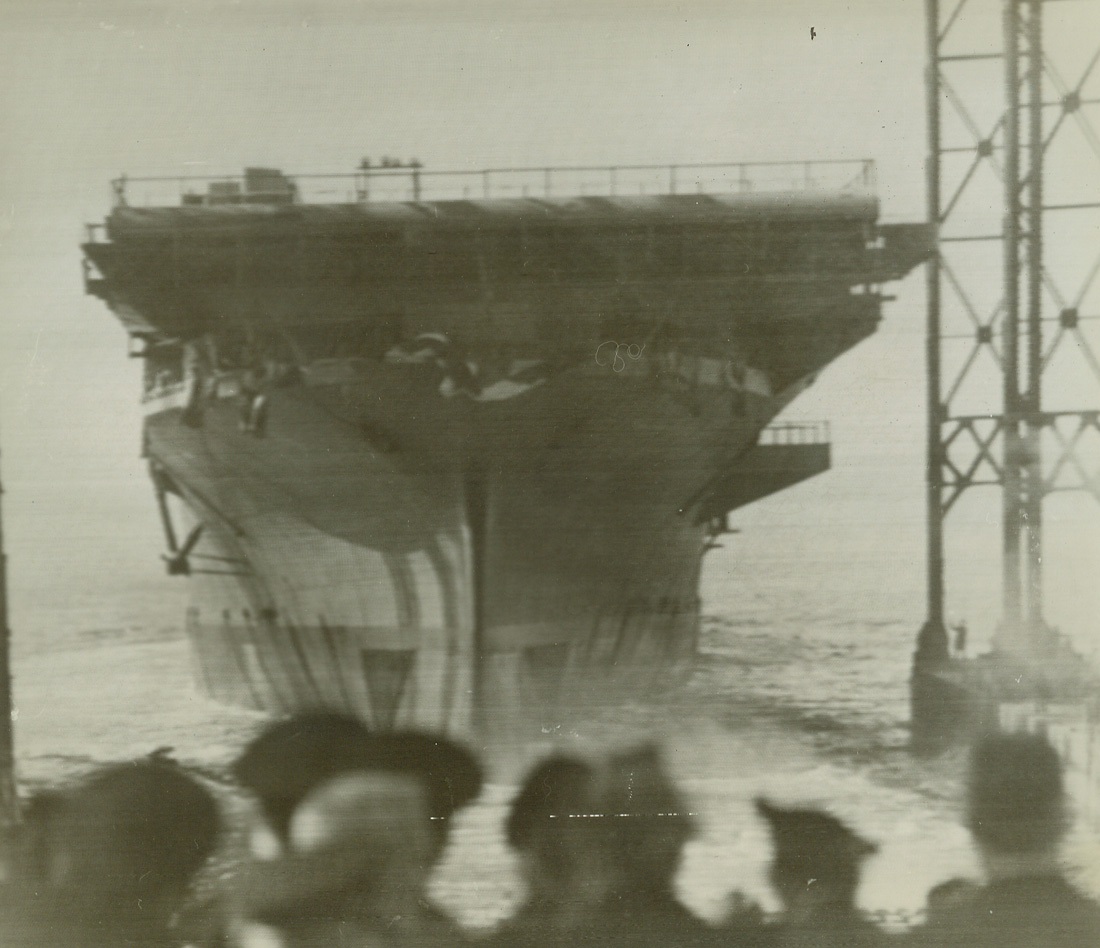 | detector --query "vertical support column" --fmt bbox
[235,228,248,335]
[1024,0,1046,650]
[464,468,487,733]
[1000,0,1024,653]
[0,448,17,828]
[918,0,949,669]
